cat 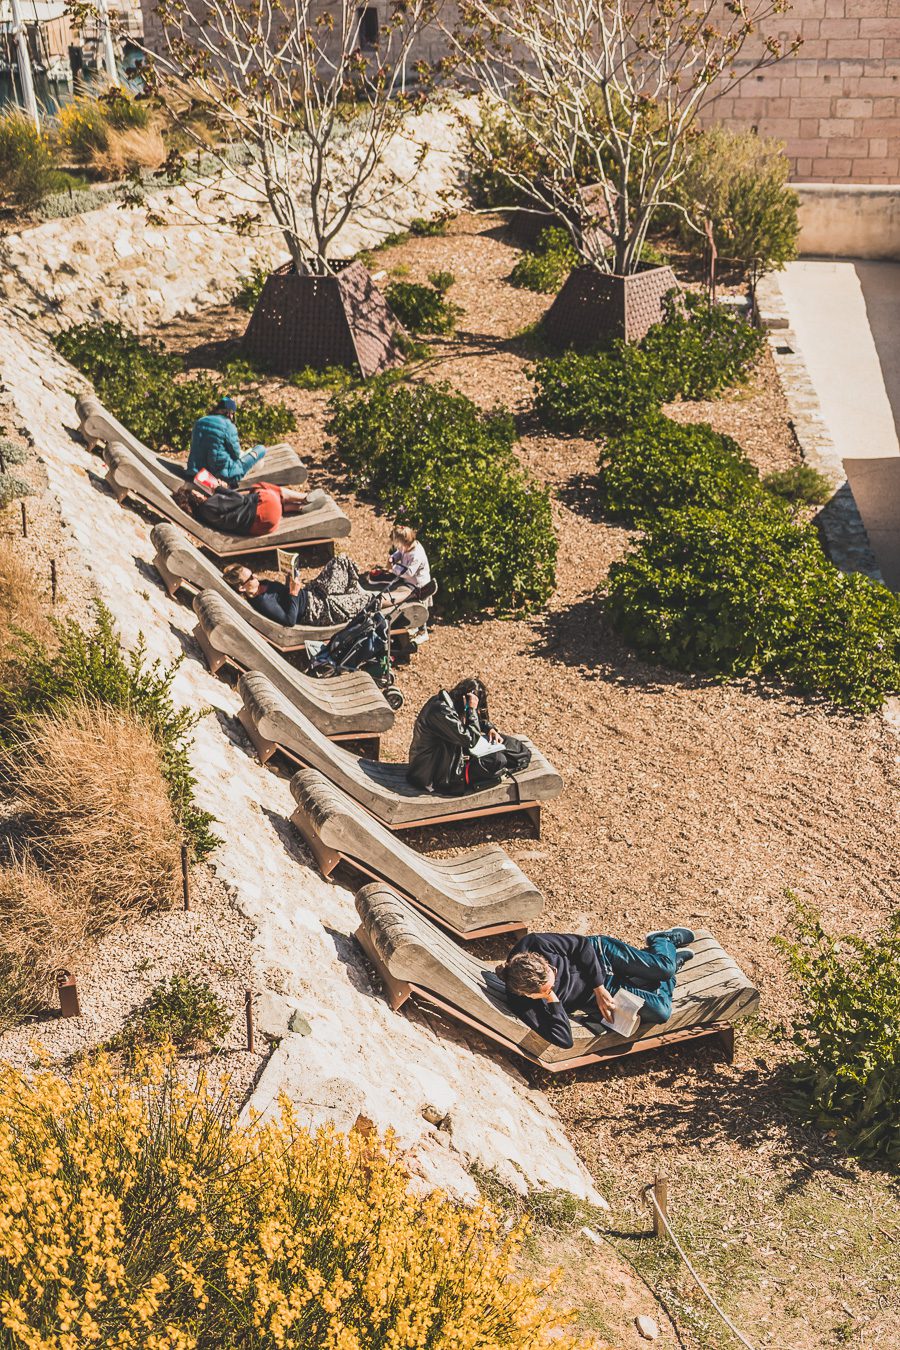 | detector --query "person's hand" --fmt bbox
[594,986,615,1021]
[488,728,503,745]
[287,572,302,596]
